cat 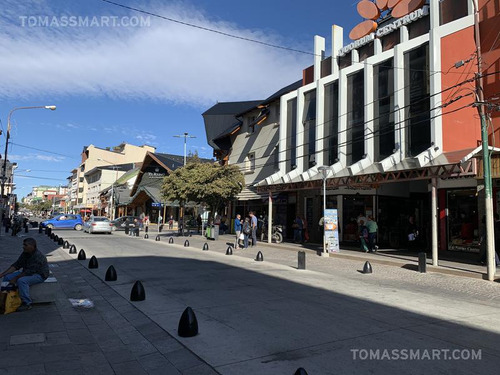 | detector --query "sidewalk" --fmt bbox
[0,231,219,375]
[149,229,500,281]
